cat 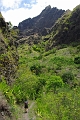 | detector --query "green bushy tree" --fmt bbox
[62,71,74,84]
[46,76,64,93]
[74,57,80,64]
[30,64,42,75]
